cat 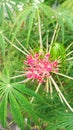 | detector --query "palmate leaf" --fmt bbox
[0,84,24,129]
[0,70,41,129]
[0,95,8,127]
[11,2,73,45]
[12,2,55,43]
[0,69,25,129]
[9,92,24,130]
